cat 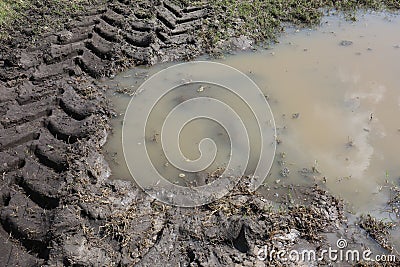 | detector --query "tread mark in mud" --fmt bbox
[0,1,210,265]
